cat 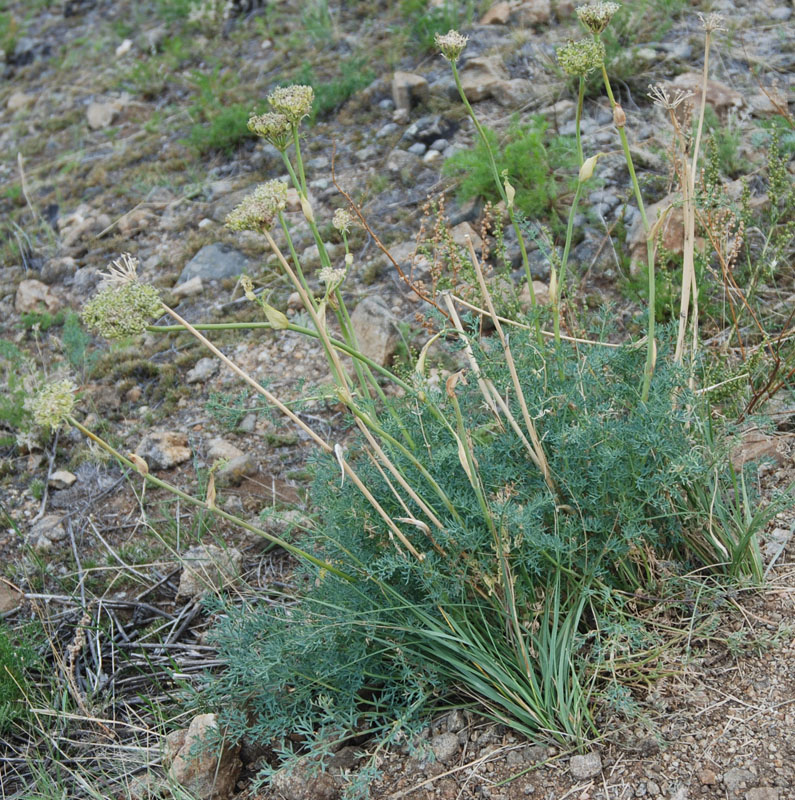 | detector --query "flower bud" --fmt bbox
[579,154,601,183]
[300,195,315,224]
